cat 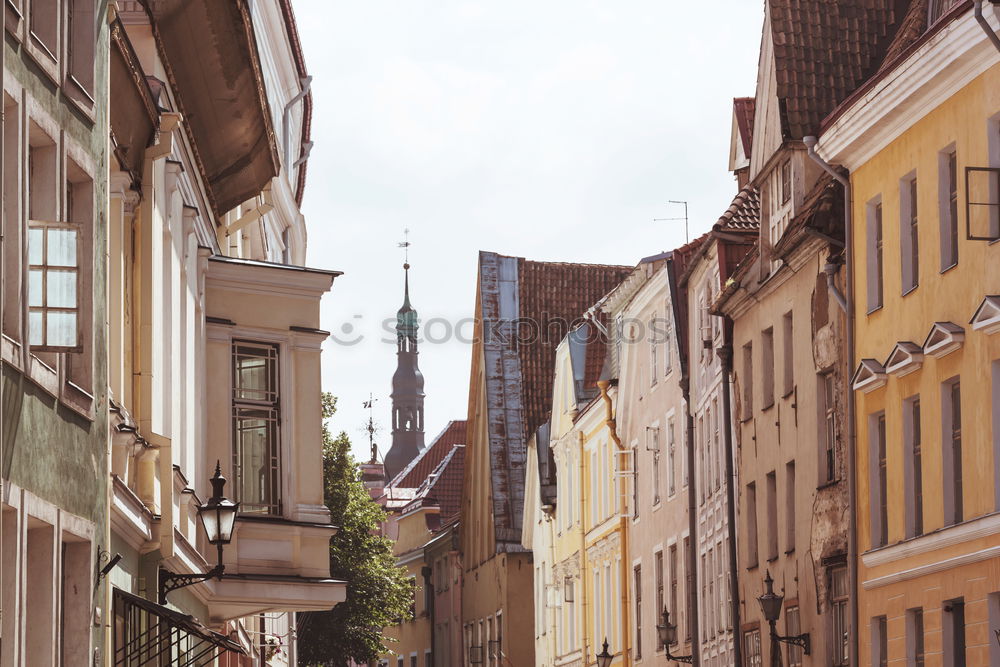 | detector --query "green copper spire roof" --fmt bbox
[397,263,418,337]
